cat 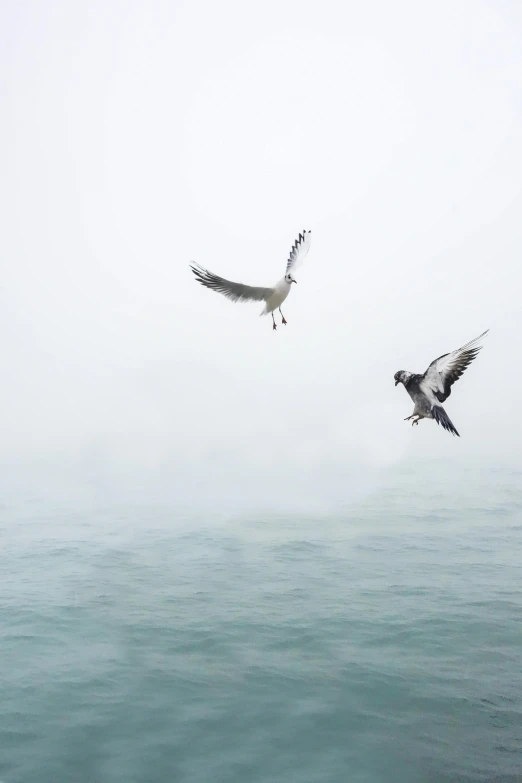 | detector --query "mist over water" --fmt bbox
[2,462,521,783]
